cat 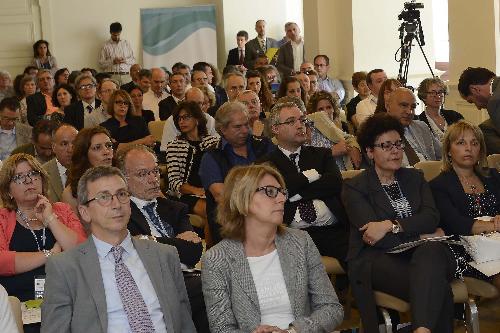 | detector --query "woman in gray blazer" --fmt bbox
[201,164,343,333]
[342,113,456,333]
